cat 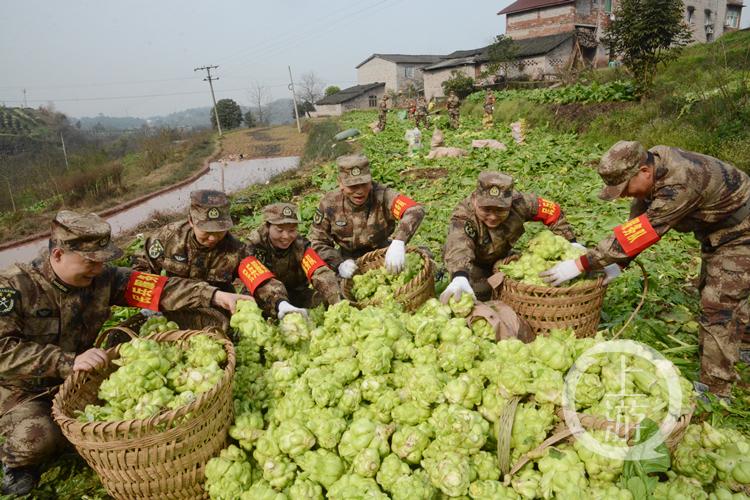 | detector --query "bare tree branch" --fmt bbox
[248,81,271,126]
